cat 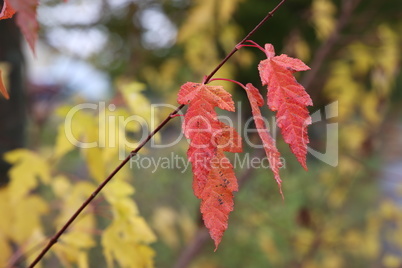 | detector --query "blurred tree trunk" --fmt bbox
[0,17,26,186]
